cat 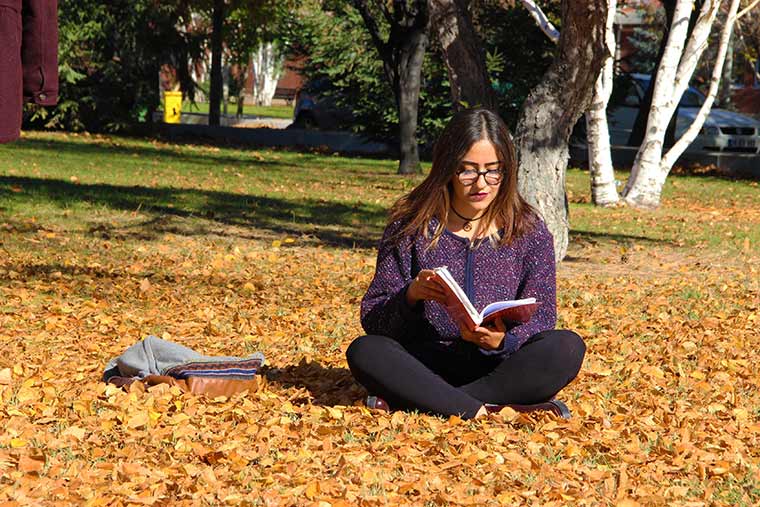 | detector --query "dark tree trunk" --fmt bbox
[351,0,428,174]
[396,29,427,174]
[515,0,608,262]
[429,0,498,111]
[208,0,225,127]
